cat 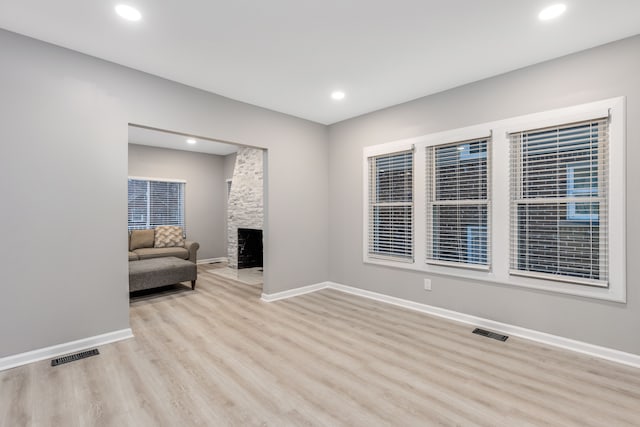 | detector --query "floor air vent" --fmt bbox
[51,349,100,366]
[473,328,508,342]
